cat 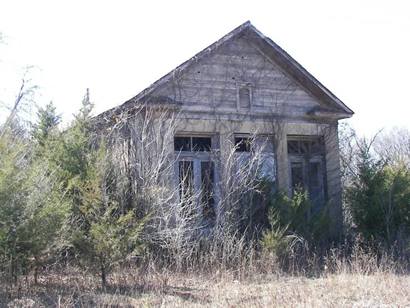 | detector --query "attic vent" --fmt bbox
[238,84,252,109]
